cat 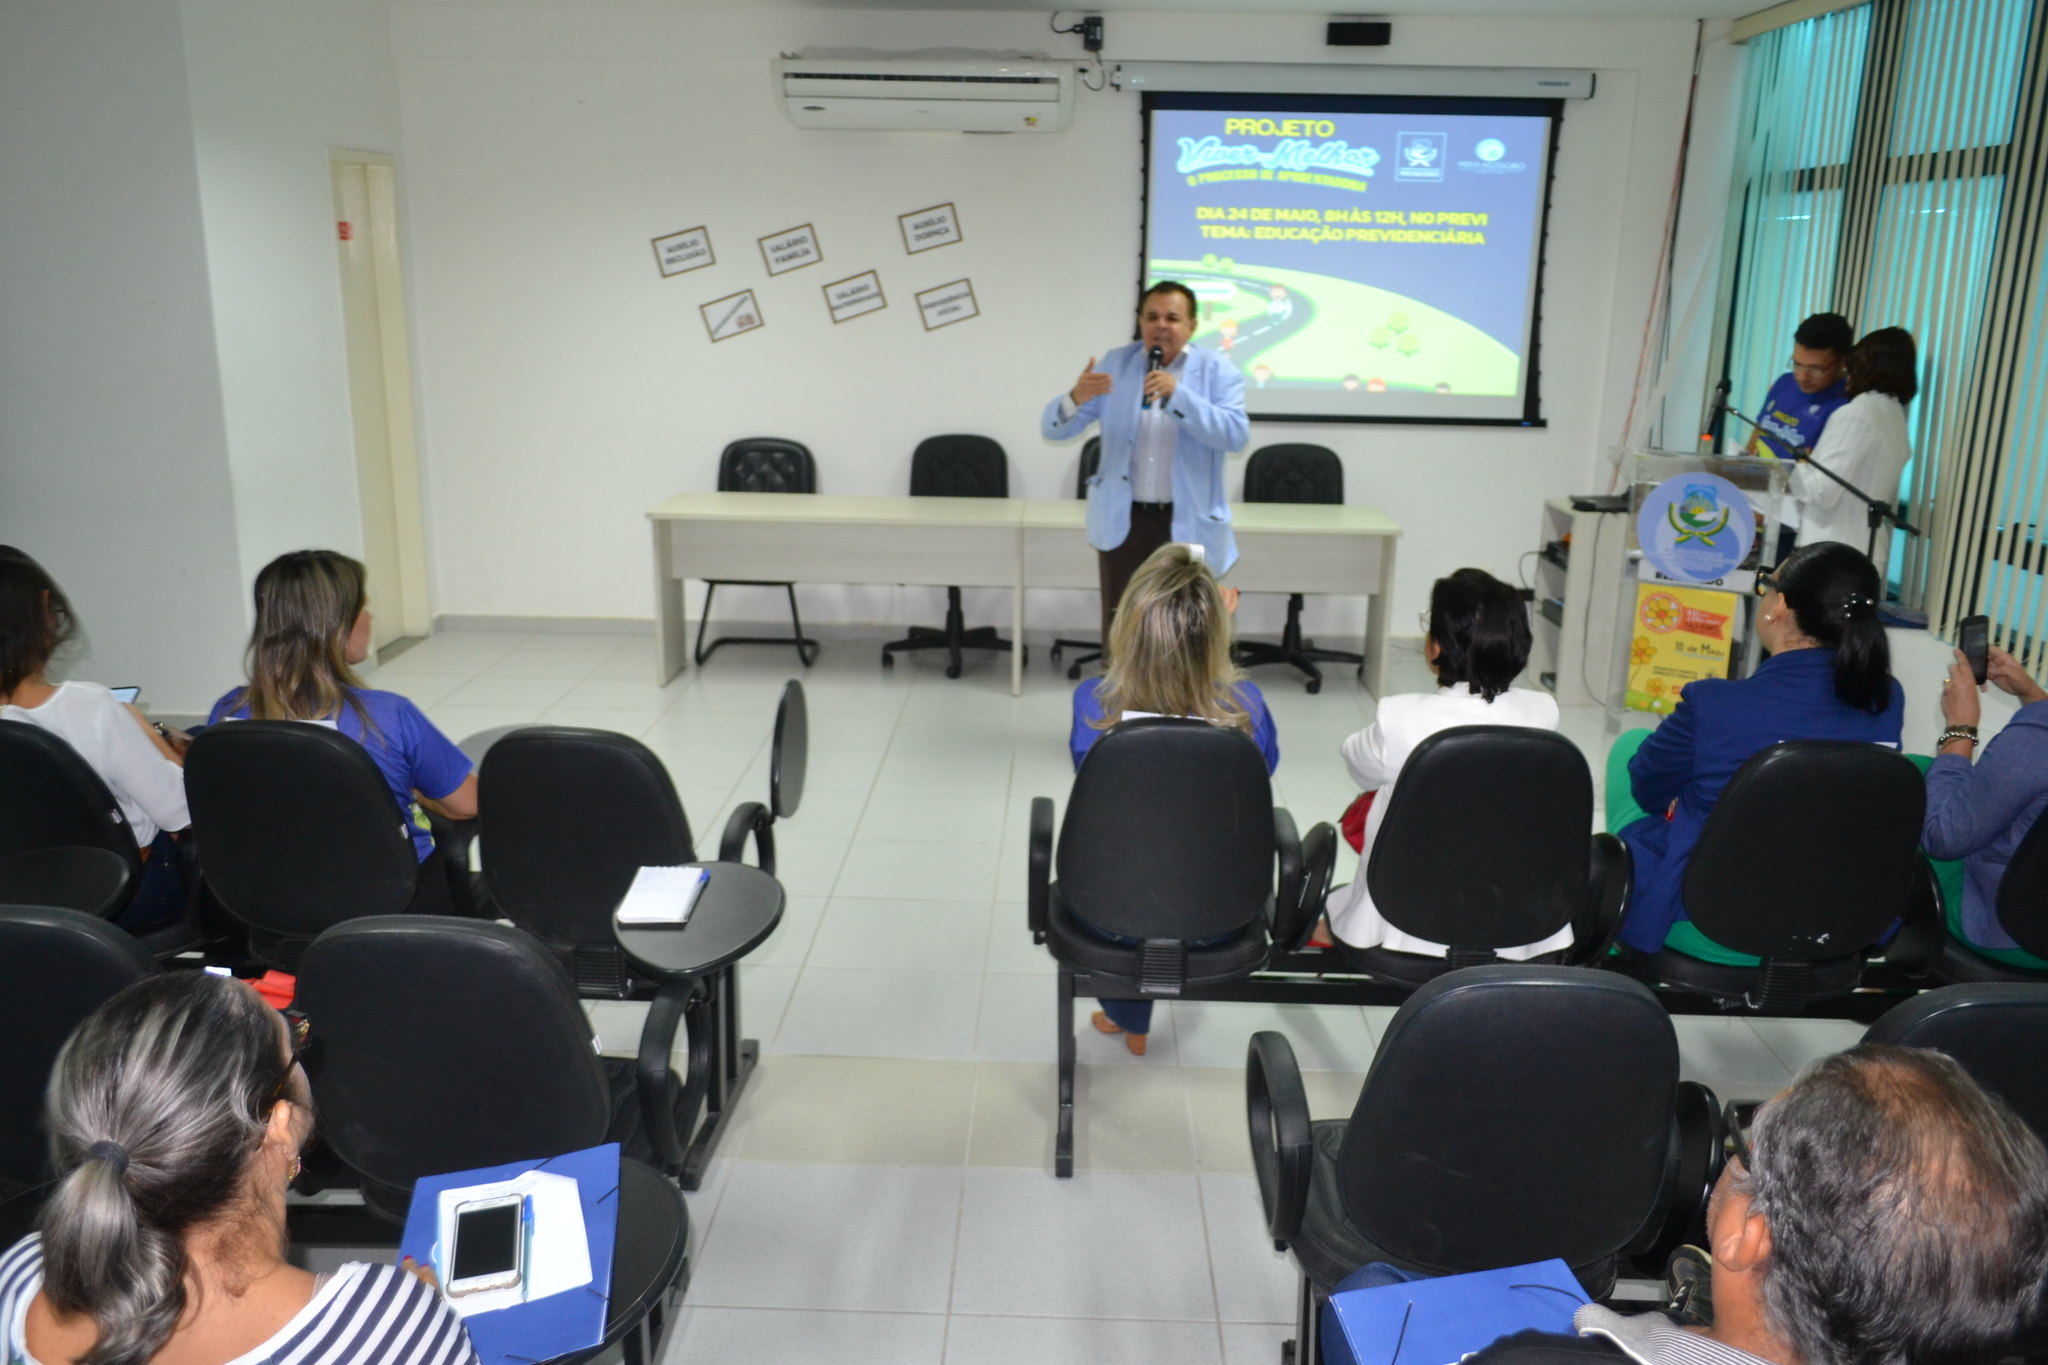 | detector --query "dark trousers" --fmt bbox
[1097,501,1176,650]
